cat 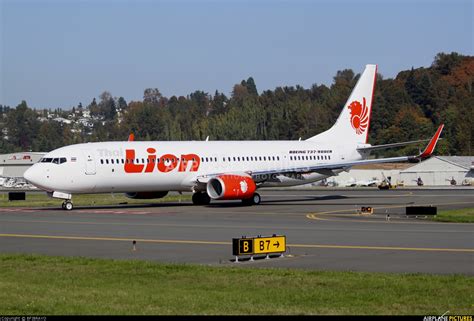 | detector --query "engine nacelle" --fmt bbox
[125,191,168,199]
[206,175,256,200]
